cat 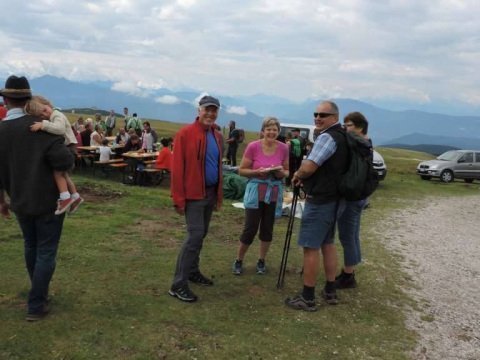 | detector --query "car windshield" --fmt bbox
[437,151,459,161]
